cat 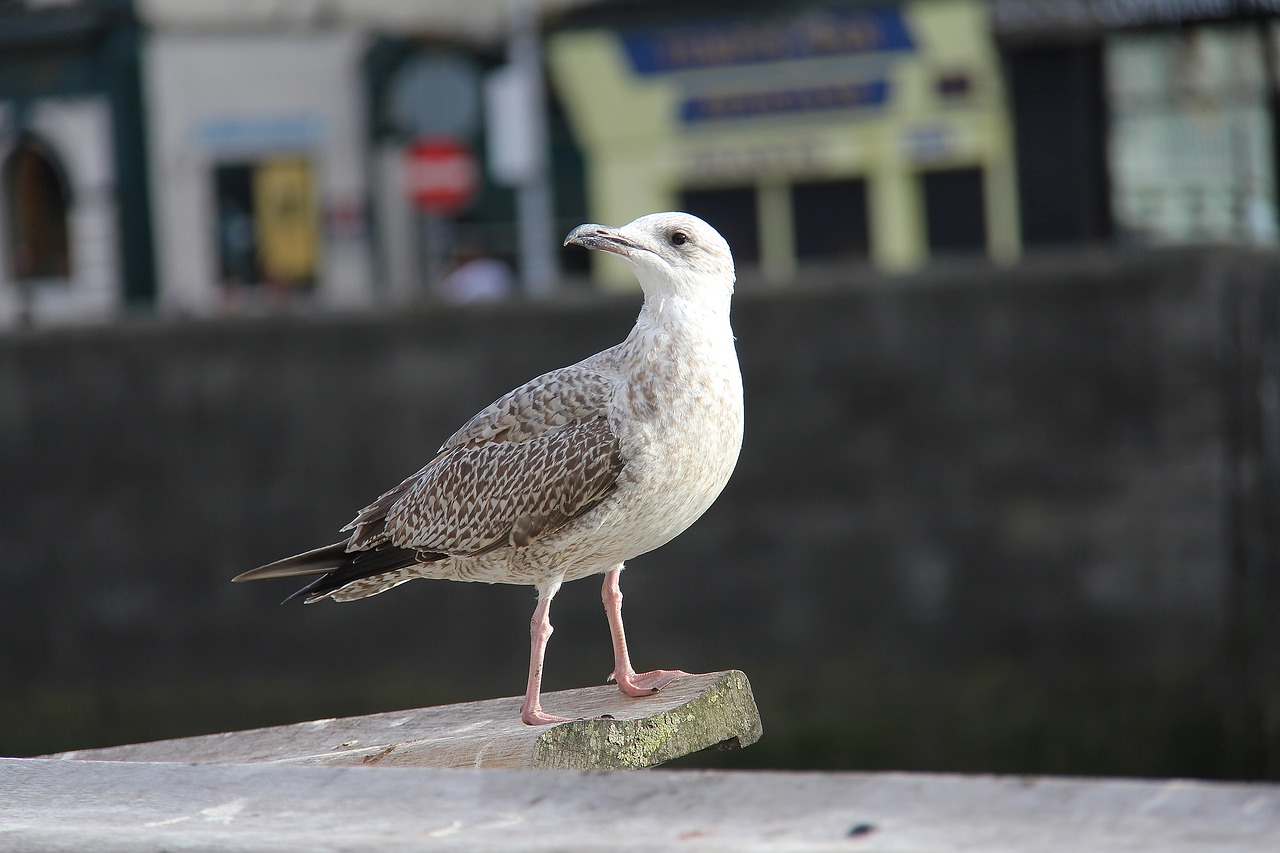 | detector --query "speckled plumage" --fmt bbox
[235,211,742,725]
